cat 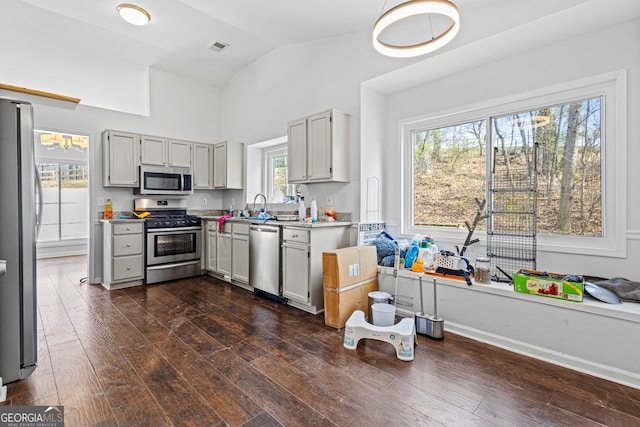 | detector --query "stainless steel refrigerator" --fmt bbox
[0,97,39,384]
